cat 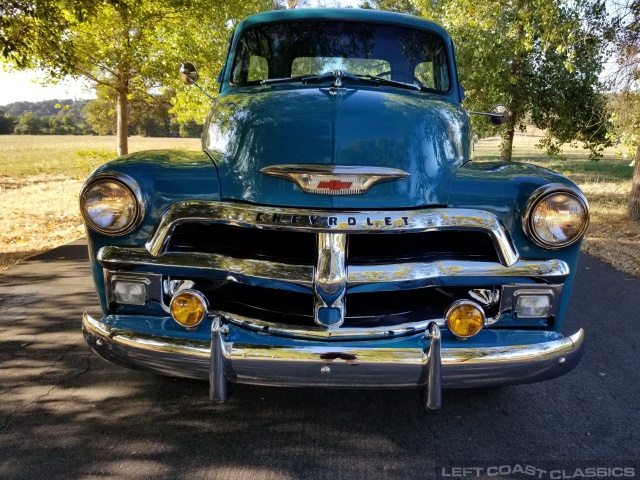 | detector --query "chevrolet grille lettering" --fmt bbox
[255,213,411,228]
